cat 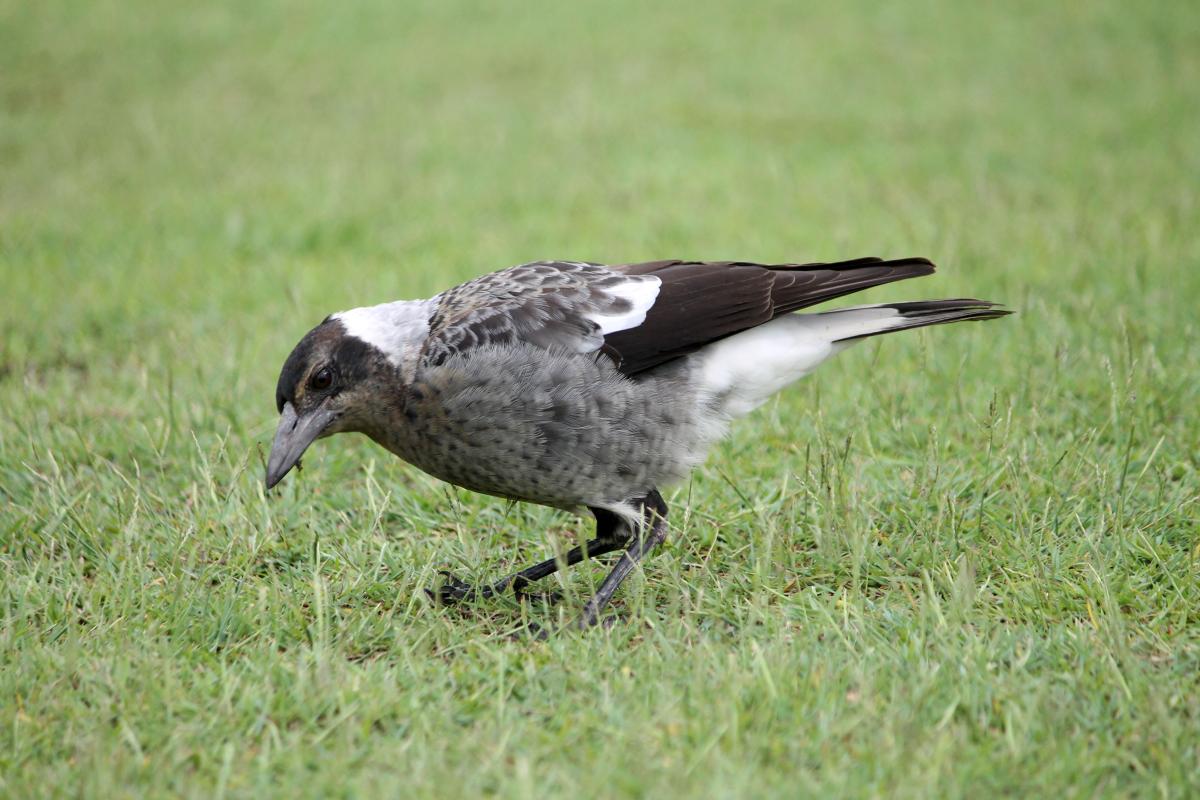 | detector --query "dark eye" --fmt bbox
[310,367,333,391]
